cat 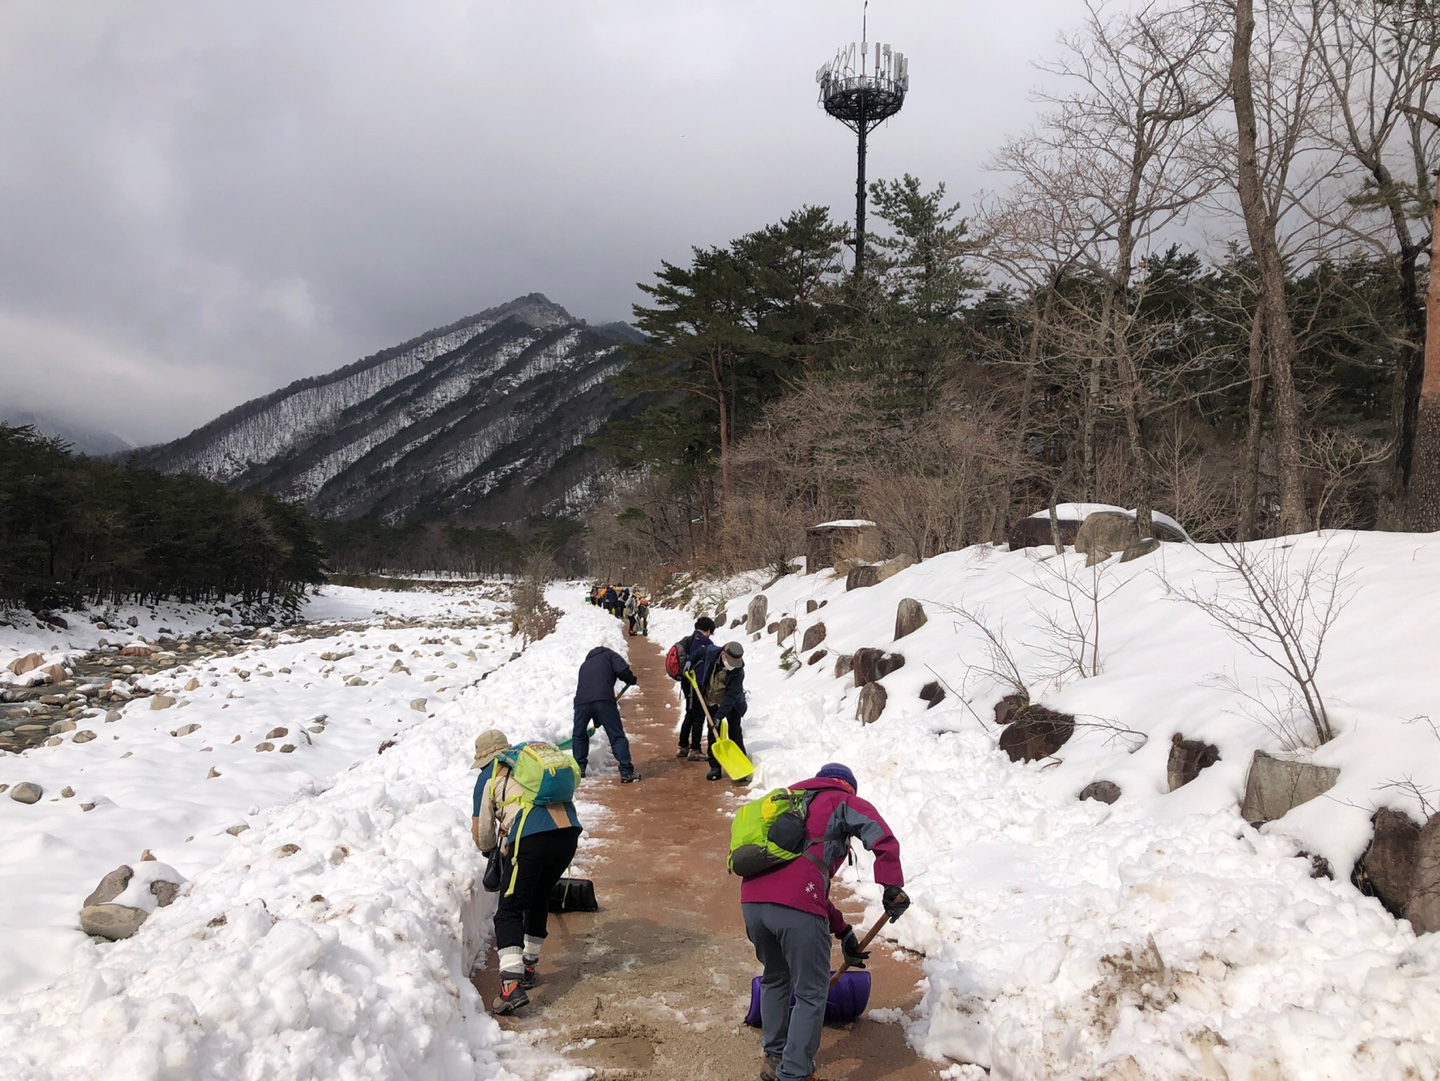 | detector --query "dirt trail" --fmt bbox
[474,633,945,1081]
